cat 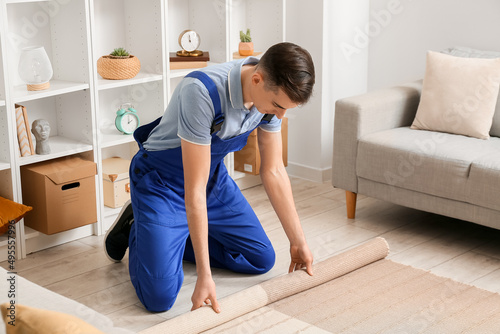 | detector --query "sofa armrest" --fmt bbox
[332,80,422,193]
